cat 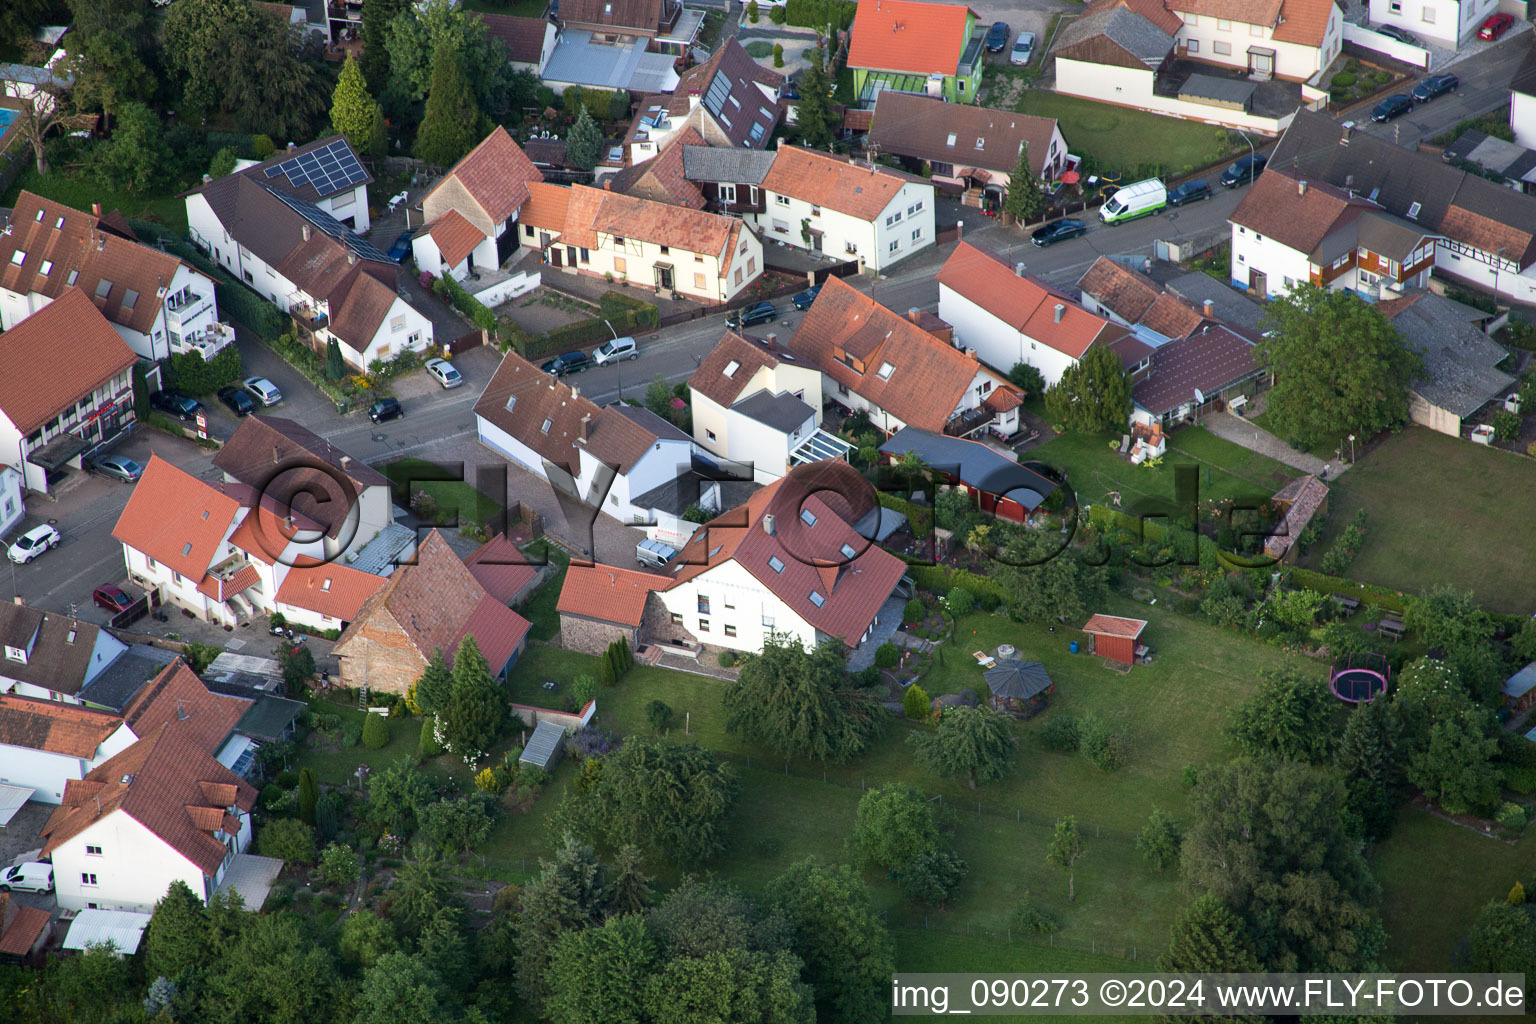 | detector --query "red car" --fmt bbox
[1478,13,1515,40]
[92,584,133,612]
